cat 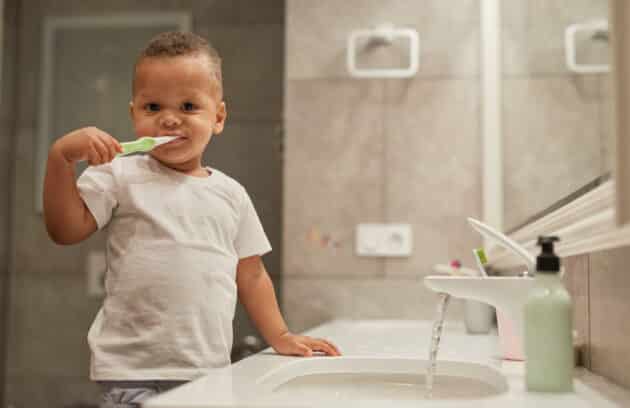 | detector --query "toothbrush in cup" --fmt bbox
[472,248,489,277]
